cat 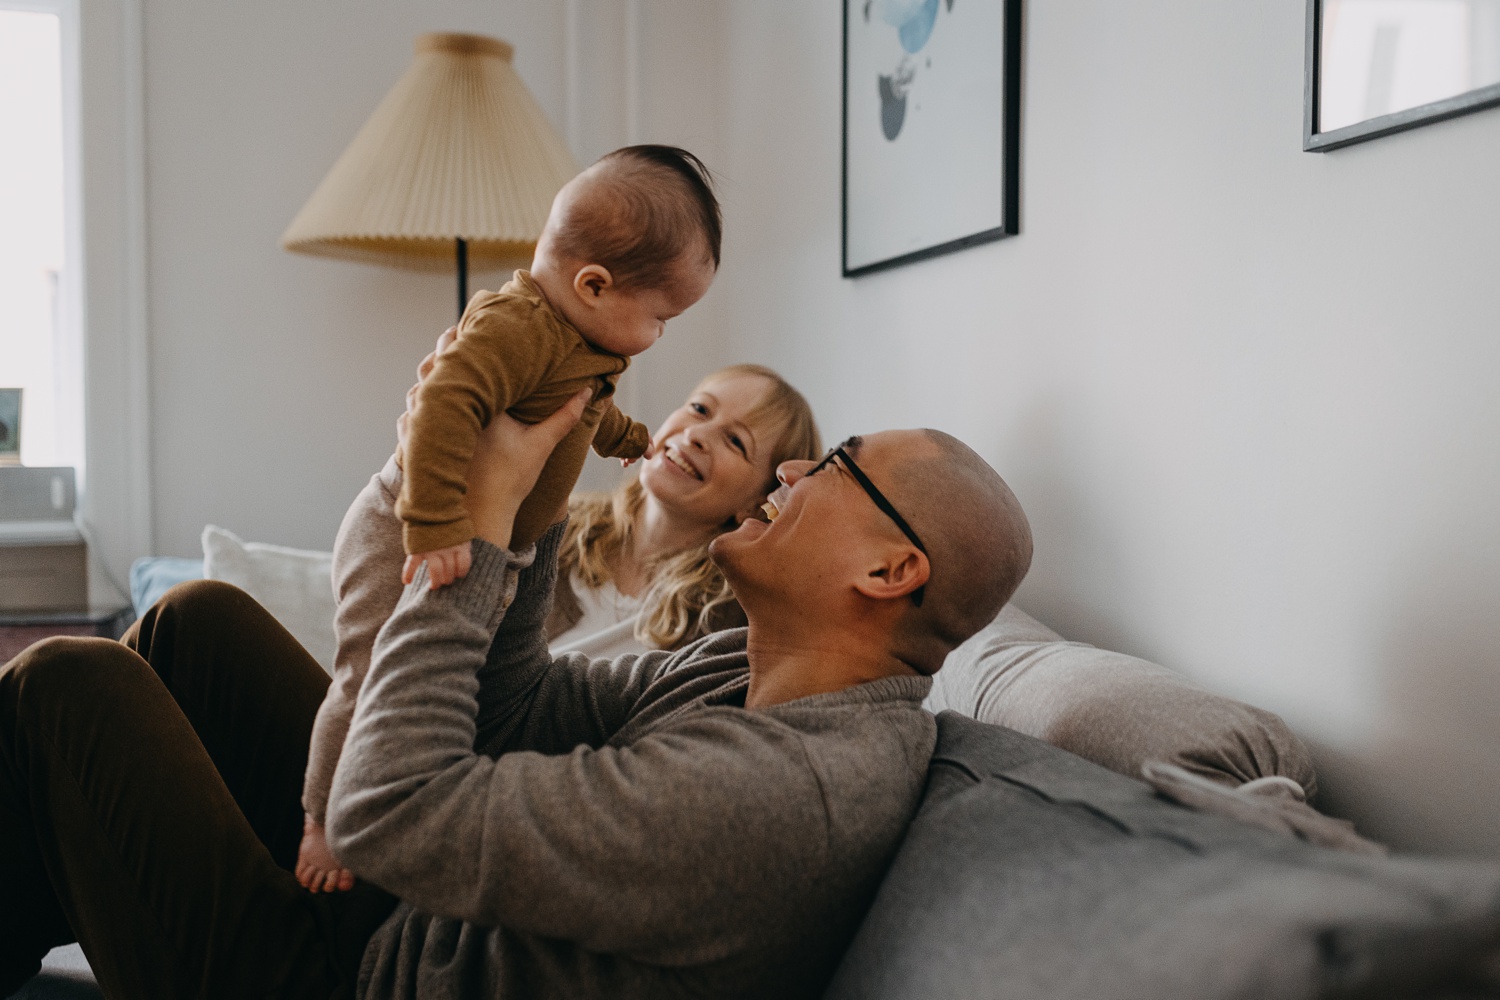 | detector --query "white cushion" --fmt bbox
[201,525,336,673]
[926,604,1318,796]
